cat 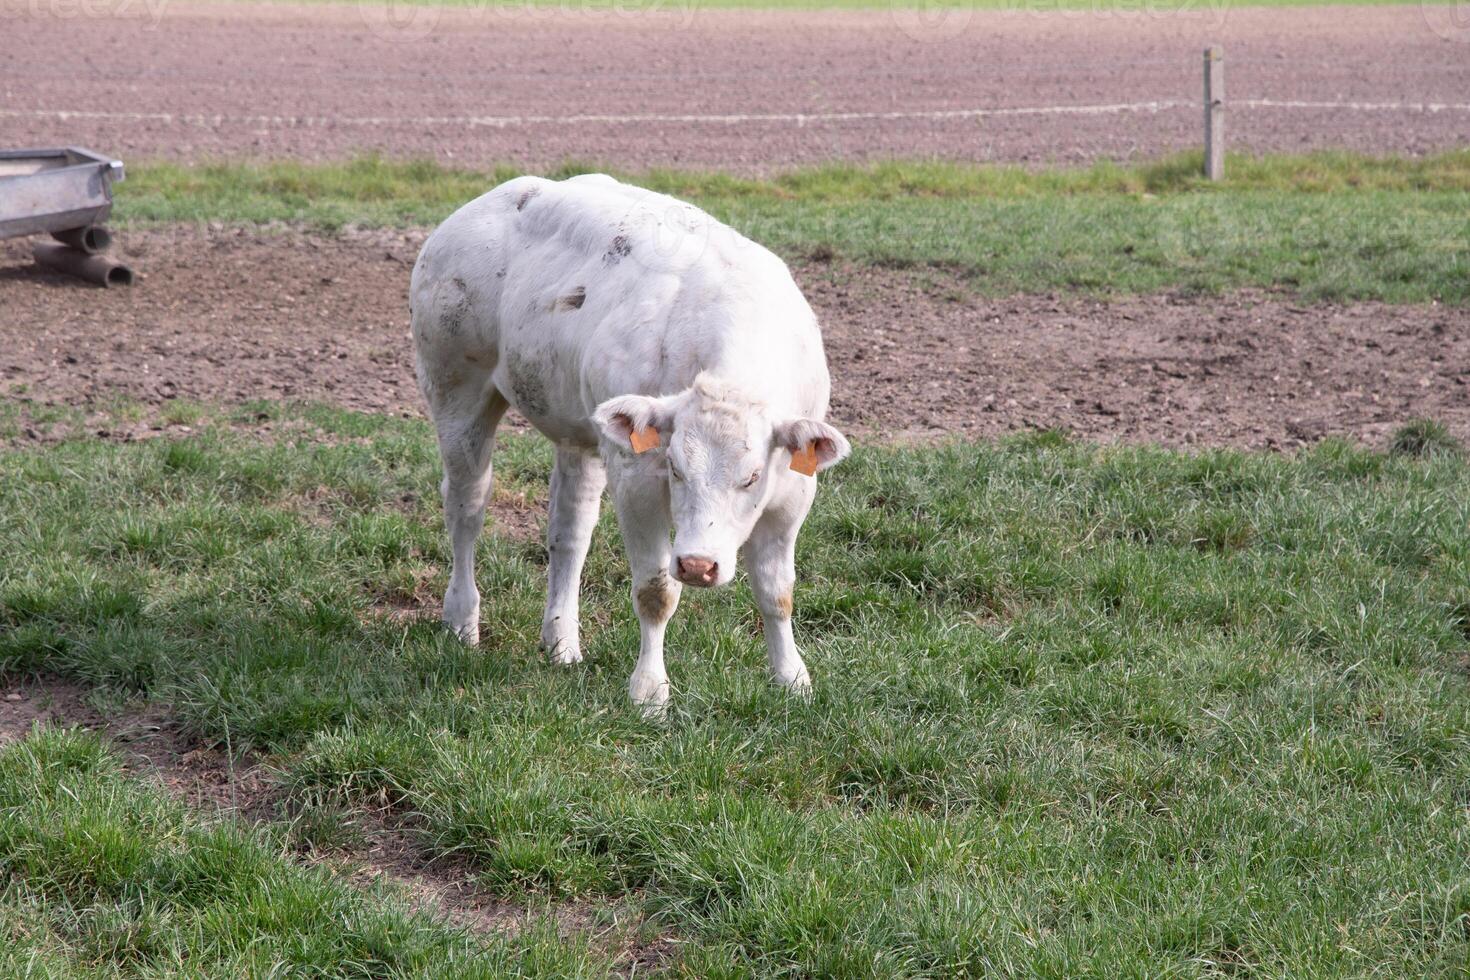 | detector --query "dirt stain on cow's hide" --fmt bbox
[637,571,677,622]
[516,187,539,211]
[506,352,550,418]
[774,591,793,619]
[604,235,632,266]
[551,287,586,312]
[439,277,472,338]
